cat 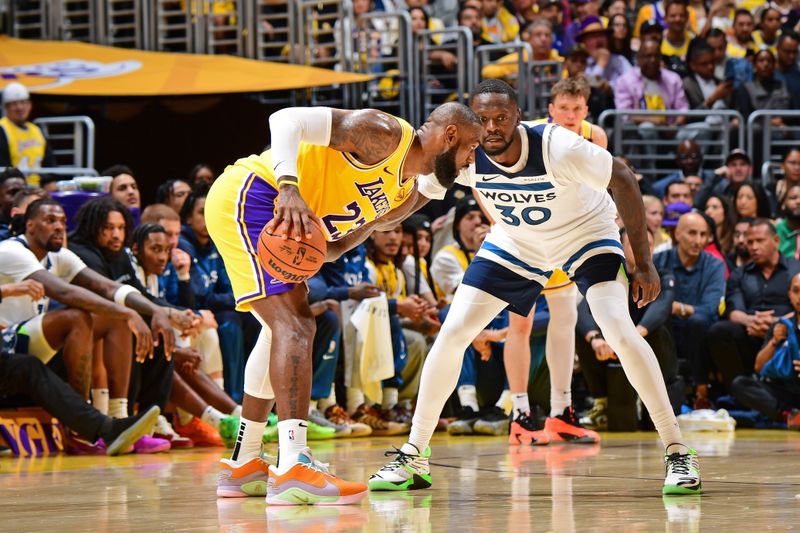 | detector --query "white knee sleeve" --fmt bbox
[544,285,578,416]
[408,285,508,451]
[586,278,681,446]
[244,313,275,400]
